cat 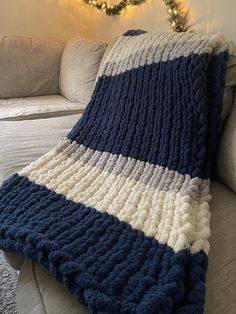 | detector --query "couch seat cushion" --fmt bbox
[0,114,82,183]
[16,258,89,314]
[0,95,85,120]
